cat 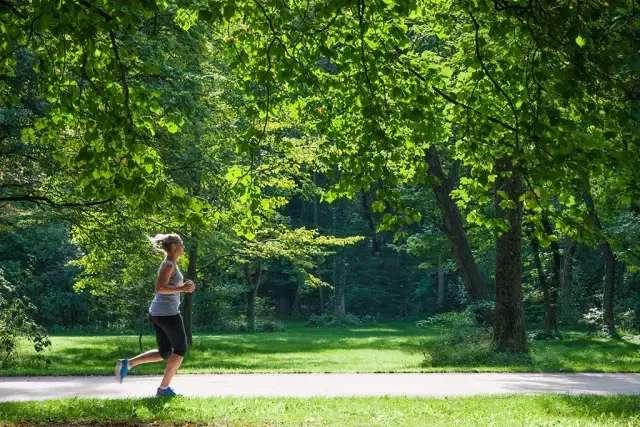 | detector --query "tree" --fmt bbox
[231,225,362,331]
